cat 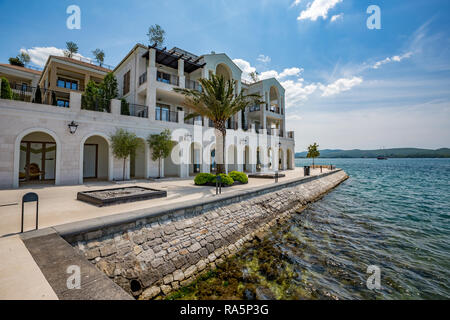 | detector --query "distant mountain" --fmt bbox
[295,148,450,158]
